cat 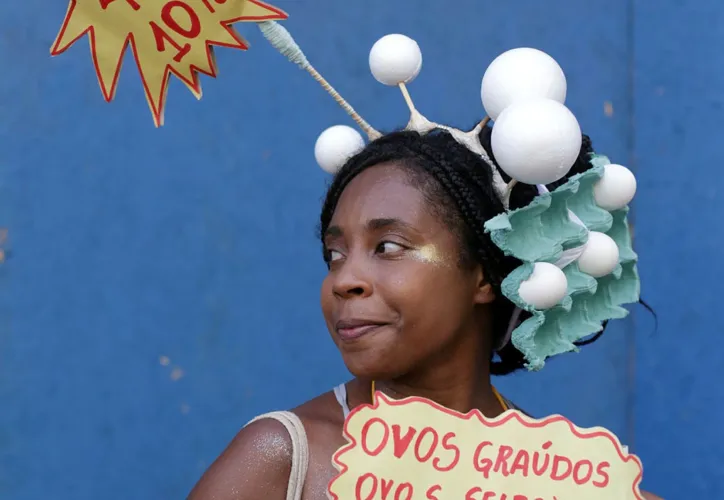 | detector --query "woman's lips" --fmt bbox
[336,319,388,340]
